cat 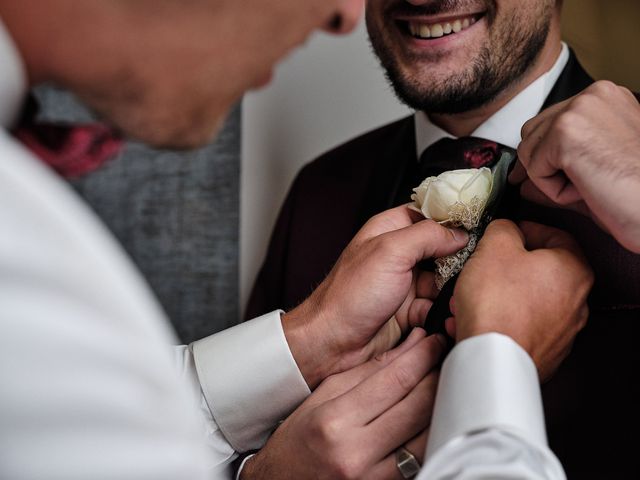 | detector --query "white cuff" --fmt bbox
[235,454,256,480]
[192,310,310,452]
[426,333,547,459]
